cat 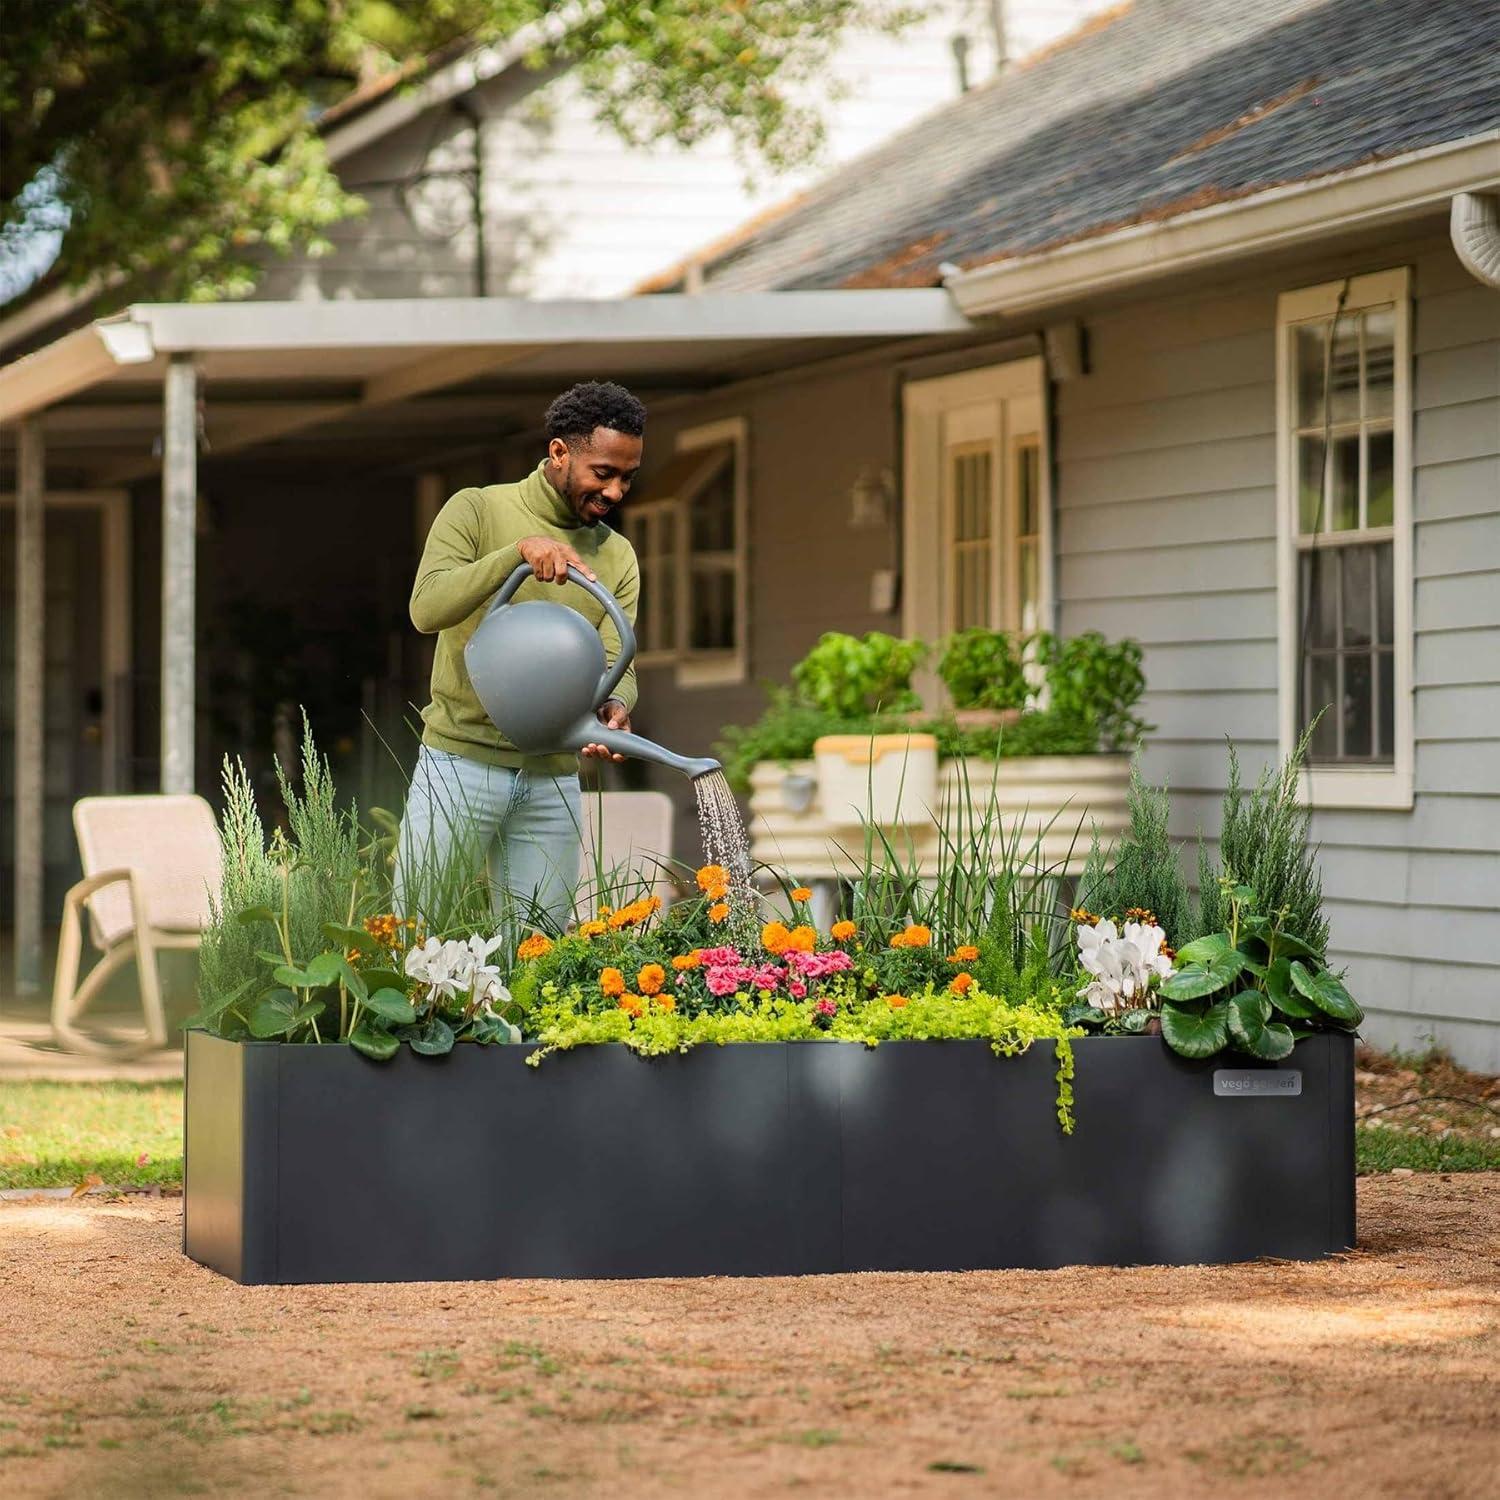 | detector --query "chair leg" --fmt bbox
[50,891,88,1037]
[134,922,170,1049]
